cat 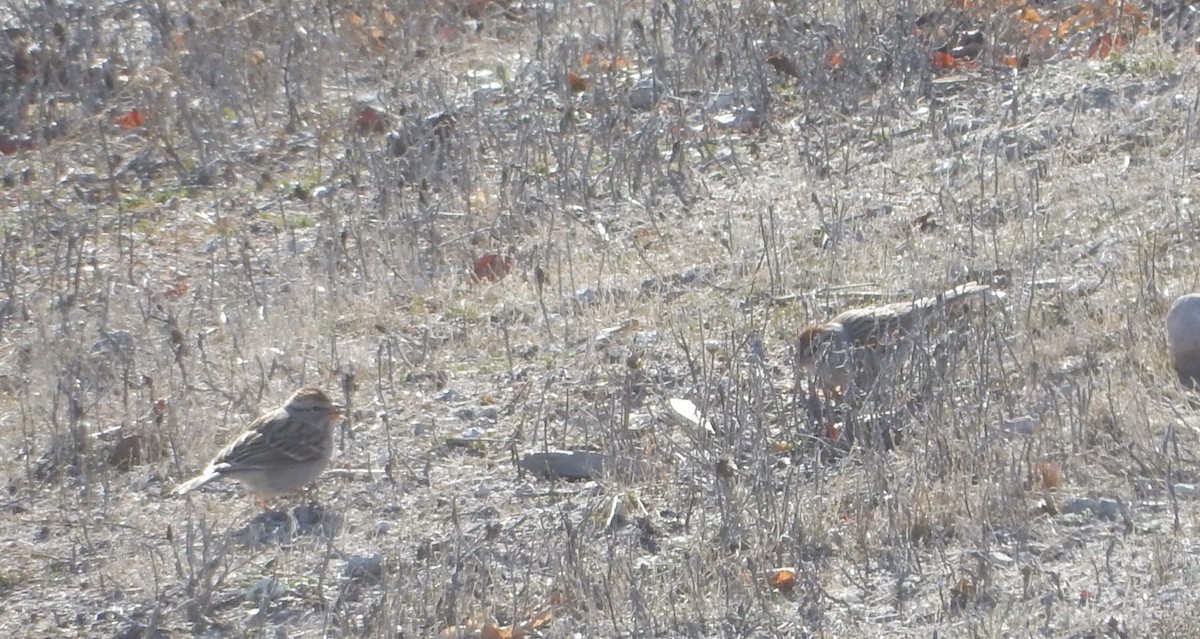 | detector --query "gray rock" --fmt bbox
[1060,497,1121,520]
[1166,294,1200,389]
[630,77,664,111]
